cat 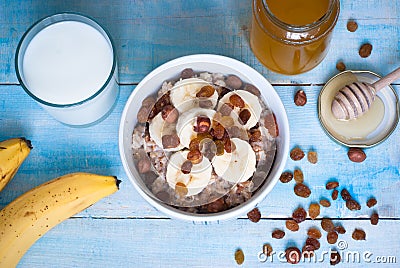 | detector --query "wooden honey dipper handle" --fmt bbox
[332,67,400,120]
